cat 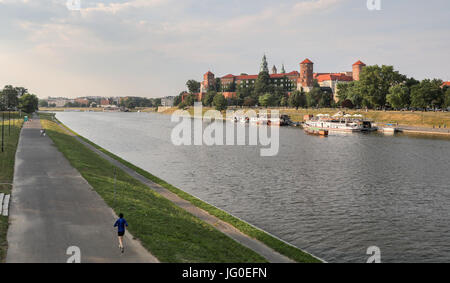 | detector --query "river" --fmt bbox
[56,111,450,263]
